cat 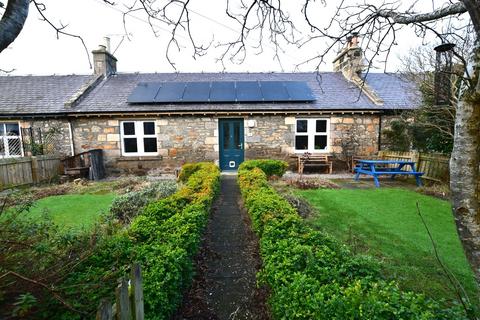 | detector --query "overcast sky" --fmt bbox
[0,0,447,75]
